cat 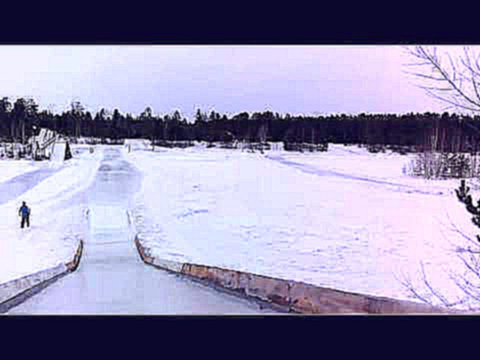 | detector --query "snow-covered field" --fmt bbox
[129,143,480,308]
[0,145,102,284]
[2,139,479,310]
[0,160,39,184]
